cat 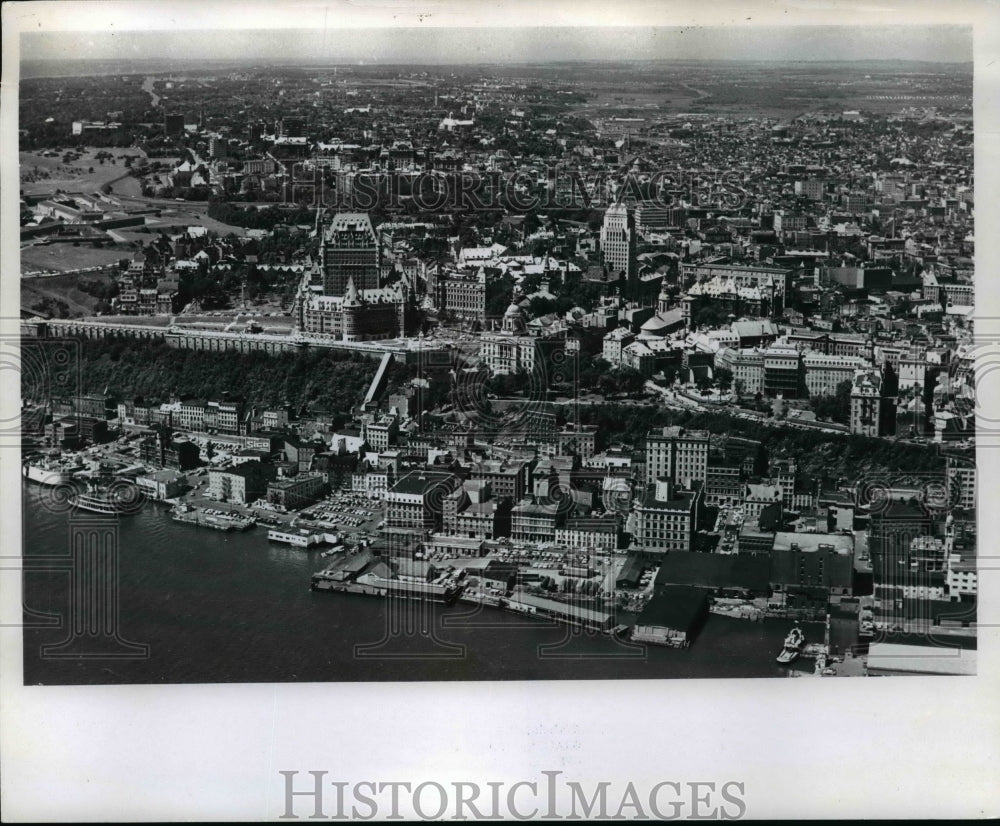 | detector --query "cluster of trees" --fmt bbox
[575,359,644,397]
[28,297,72,319]
[690,304,731,330]
[171,185,214,201]
[475,357,645,401]
[74,278,120,314]
[515,269,613,316]
[714,367,734,393]
[76,336,390,414]
[575,403,944,480]
[176,263,234,310]
[809,379,853,424]
[19,77,155,150]
[21,128,140,151]
[485,273,518,317]
[172,260,300,310]
[526,283,607,317]
[206,200,315,230]
[408,236,449,259]
[592,367,645,398]
[249,229,315,266]
[477,368,516,397]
